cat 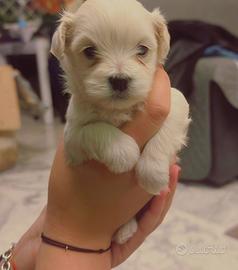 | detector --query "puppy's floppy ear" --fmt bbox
[50,11,75,60]
[151,8,170,64]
